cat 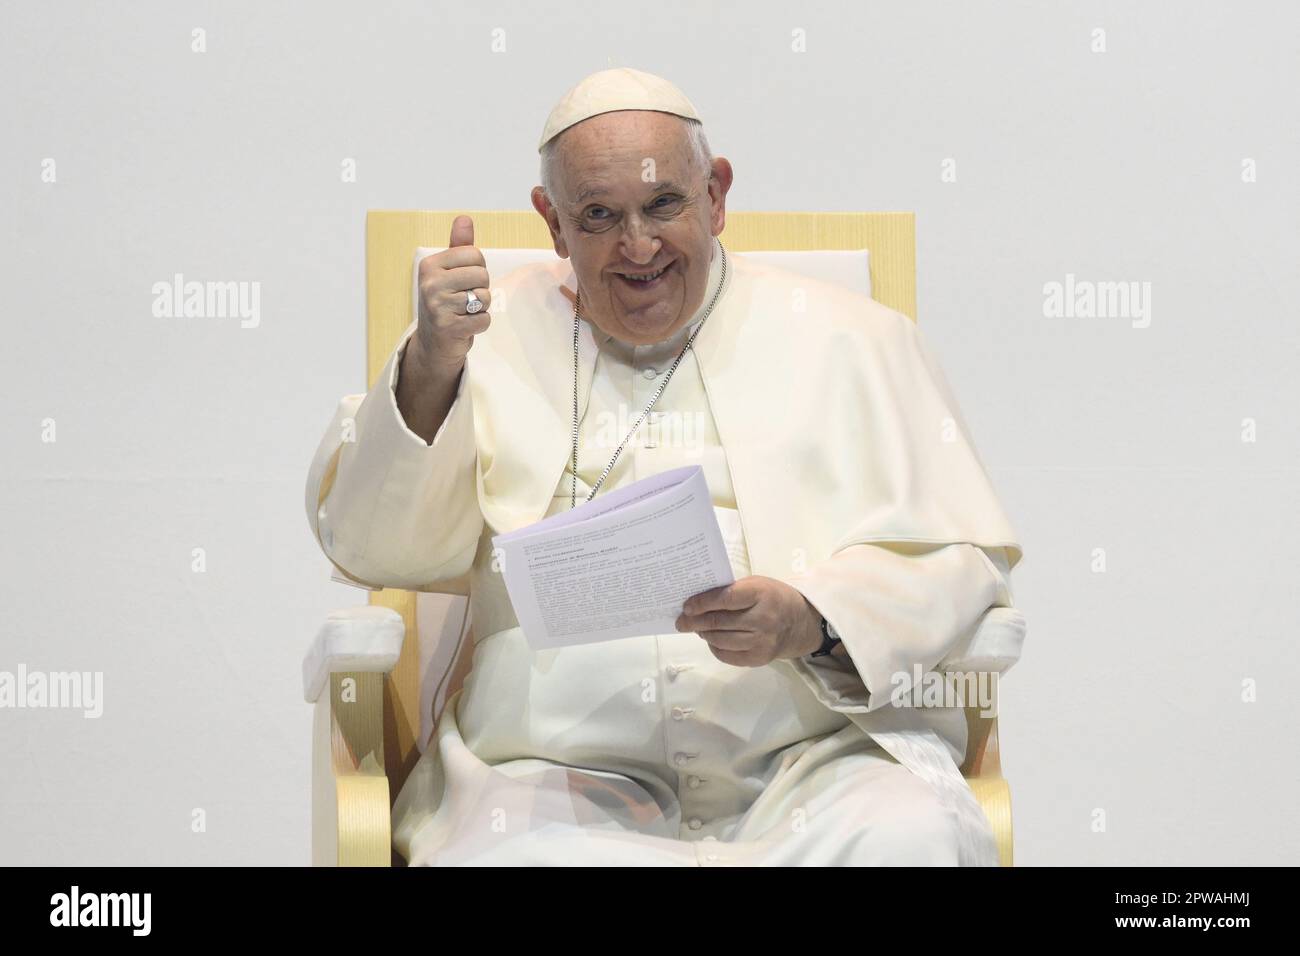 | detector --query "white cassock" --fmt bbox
[305,235,1027,866]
